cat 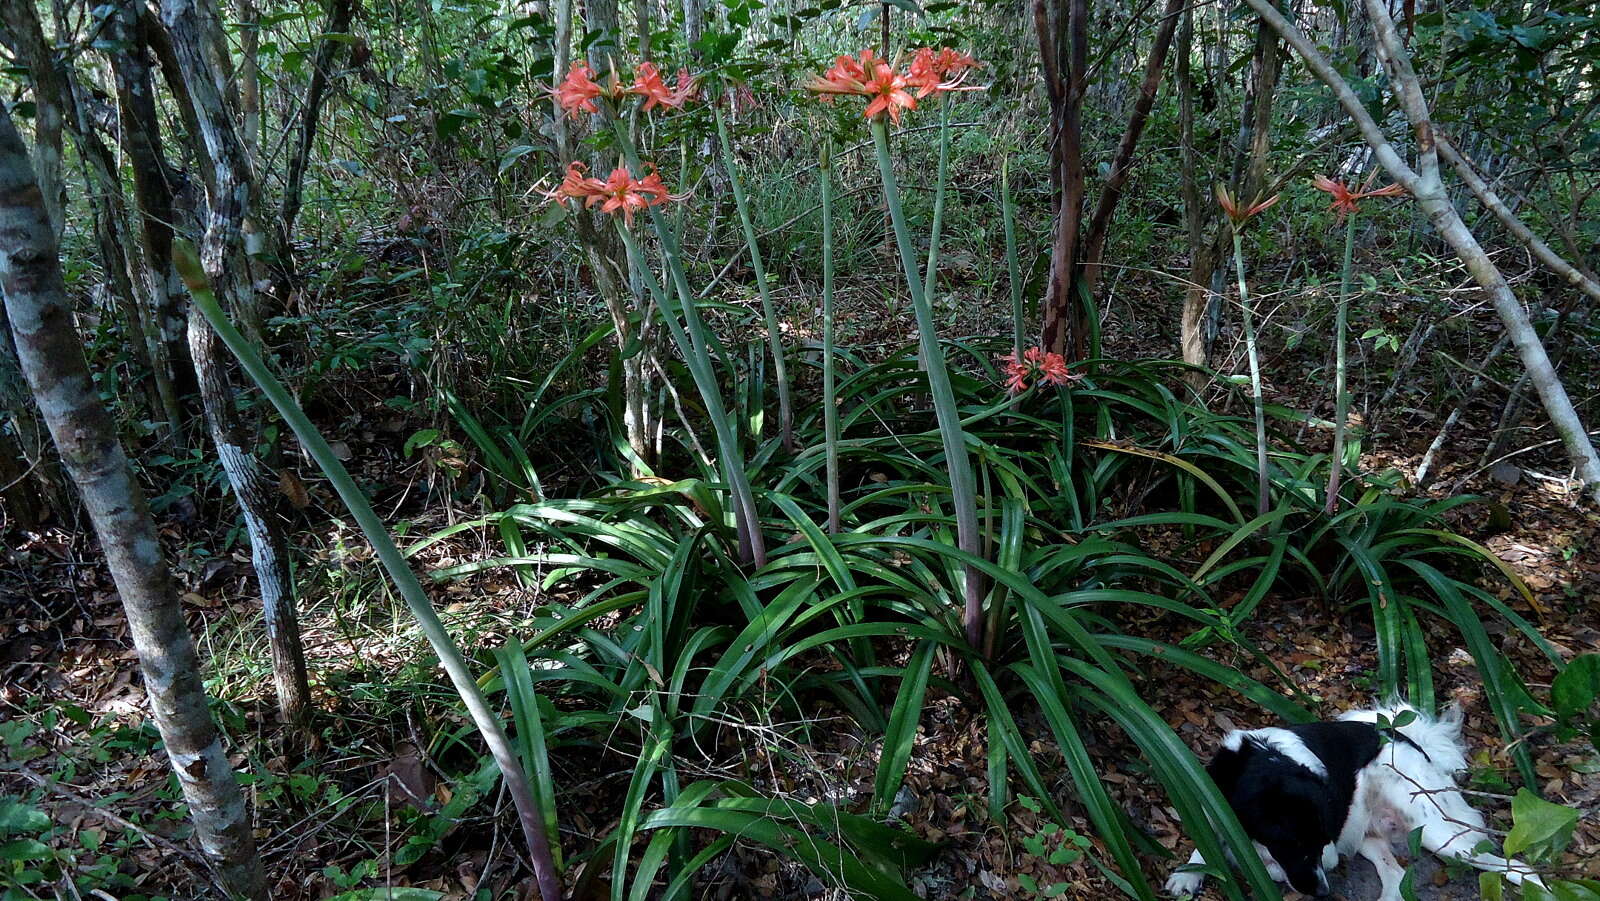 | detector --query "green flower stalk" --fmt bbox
[1217,184,1280,517]
[820,140,842,534]
[870,118,986,649]
[715,106,794,453]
